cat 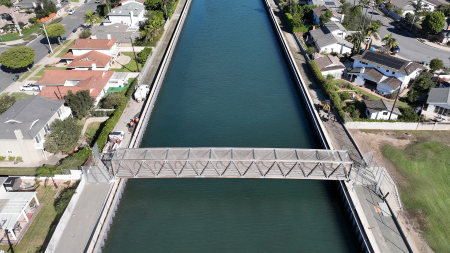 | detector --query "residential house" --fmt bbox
[0,10,35,32]
[440,18,450,44]
[314,54,345,79]
[395,0,443,16]
[36,70,120,105]
[90,24,140,46]
[425,88,450,116]
[102,1,146,27]
[312,6,344,25]
[0,96,71,164]
[60,39,119,70]
[349,50,424,94]
[364,99,402,120]
[309,21,352,54]
[307,0,342,12]
[13,0,62,10]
